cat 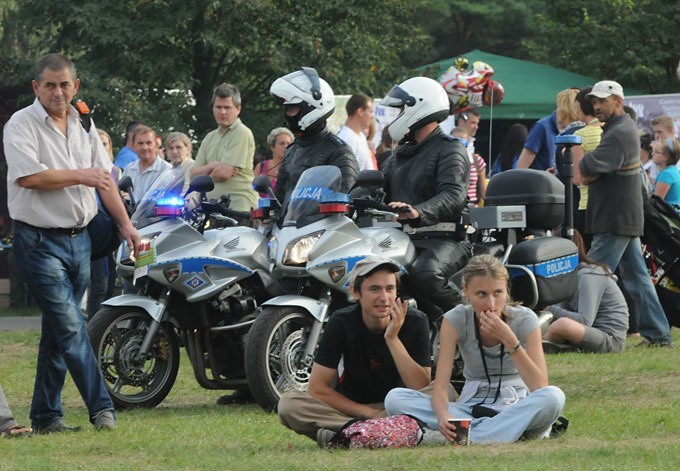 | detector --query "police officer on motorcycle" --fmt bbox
[381,76,472,319]
[270,67,358,204]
